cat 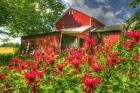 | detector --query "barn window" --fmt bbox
[61,35,77,49]
[104,32,110,39]
[69,9,73,15]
